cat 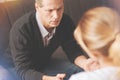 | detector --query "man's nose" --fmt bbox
[52,11,59,19]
